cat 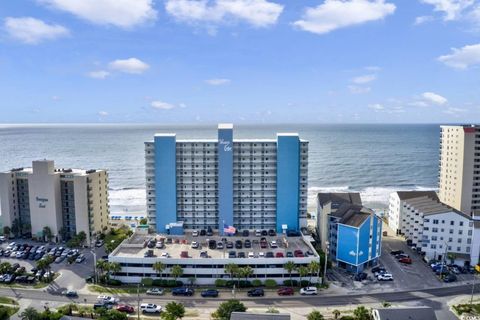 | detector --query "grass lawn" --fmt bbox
[0,297,18,305]
[453,303,480,316]
[0,305,19,317]
[89,285,148,294]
